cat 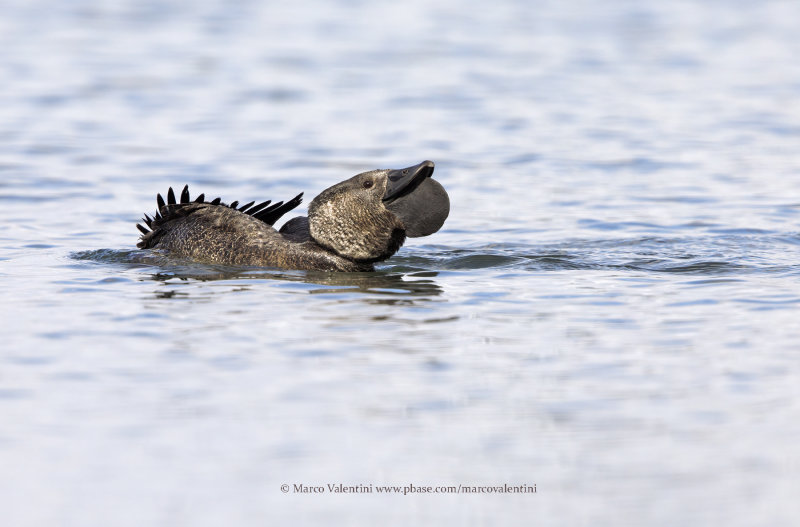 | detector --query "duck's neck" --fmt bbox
[277,215,388,271]
[279,239,374,272]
